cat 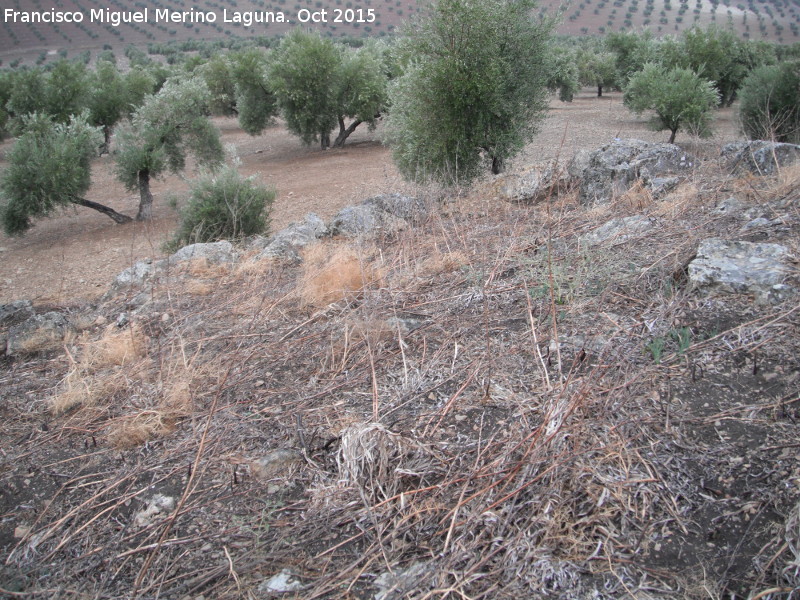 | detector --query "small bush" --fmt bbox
[169,166,275,250]
[738,61,800,143]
